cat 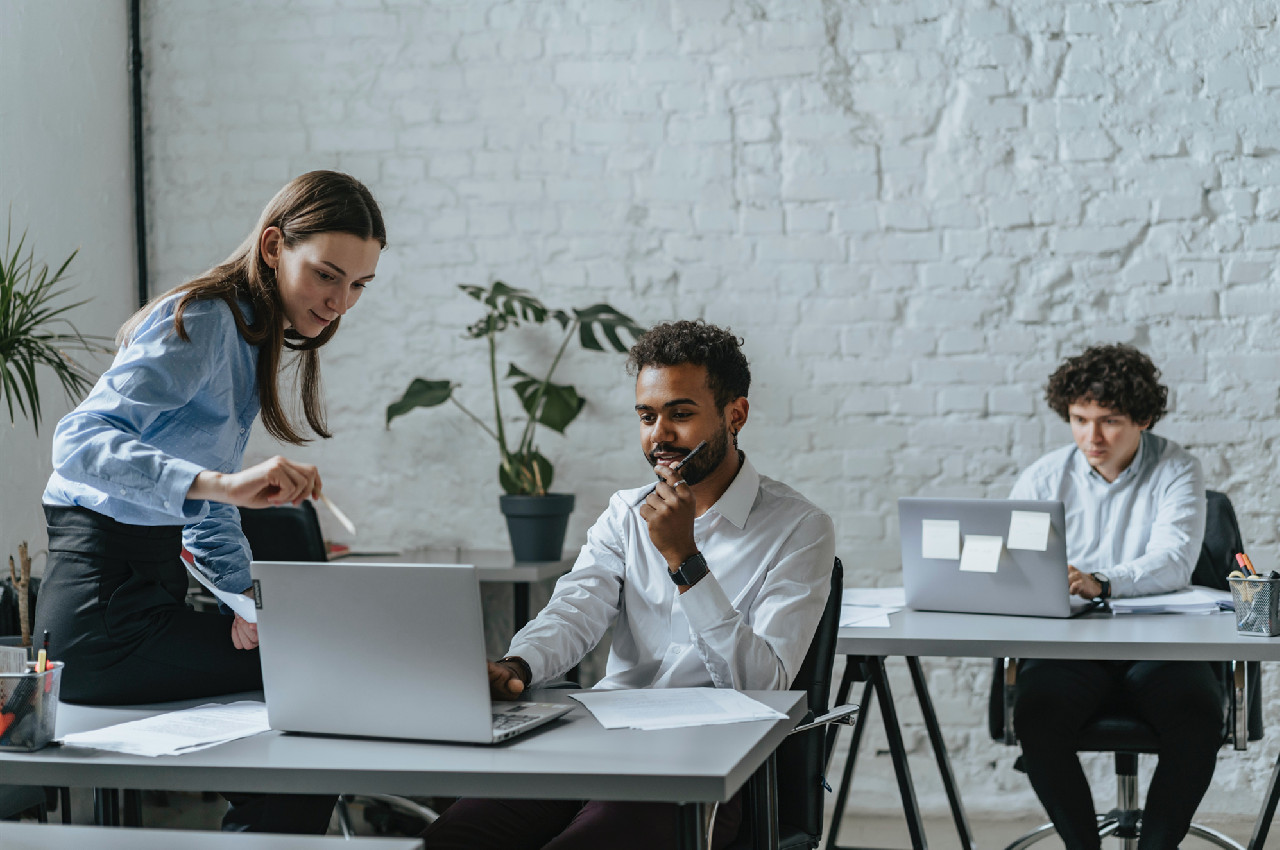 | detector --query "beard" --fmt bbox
[644,424,732,486]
